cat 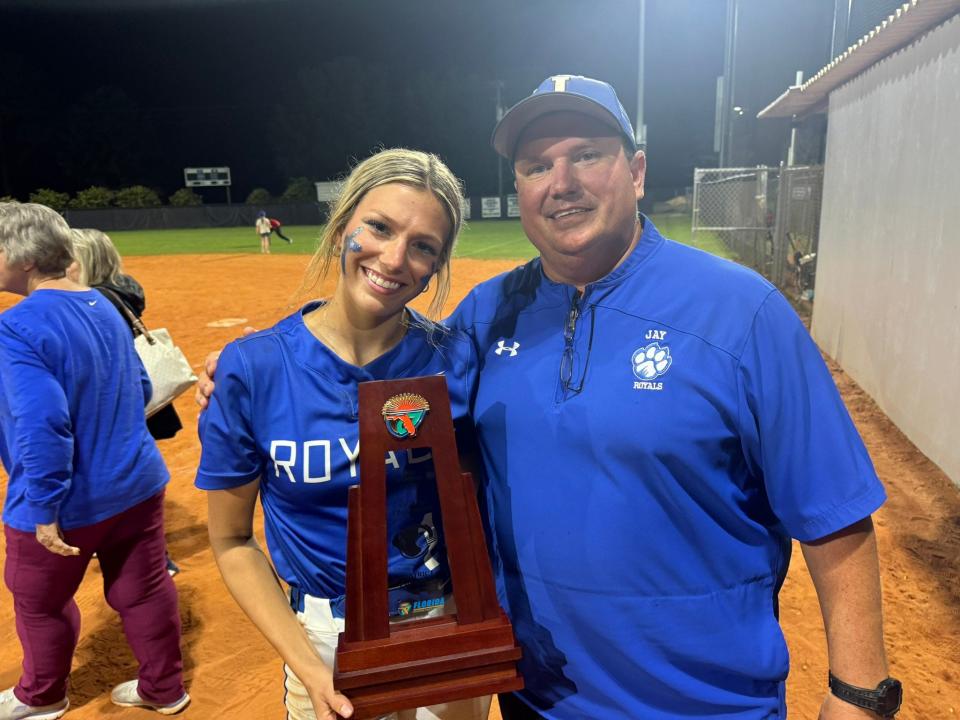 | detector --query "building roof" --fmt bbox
[758,0,960,119]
